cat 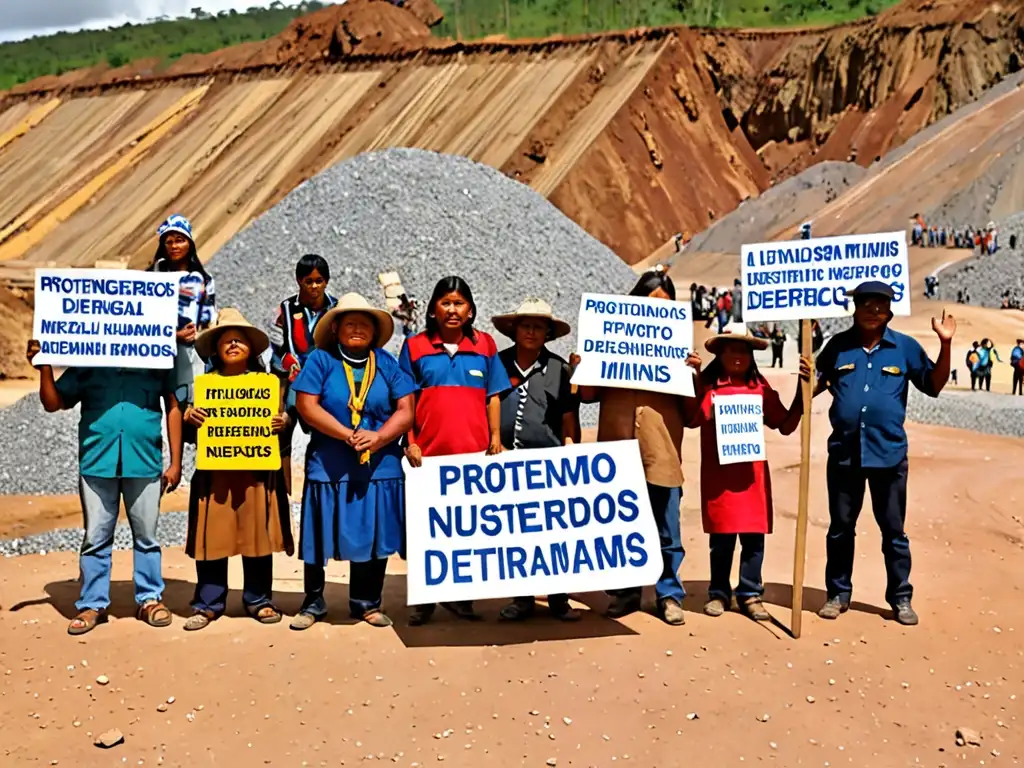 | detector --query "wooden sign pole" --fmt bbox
[791,220,814,639]
[792,319,814,638]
